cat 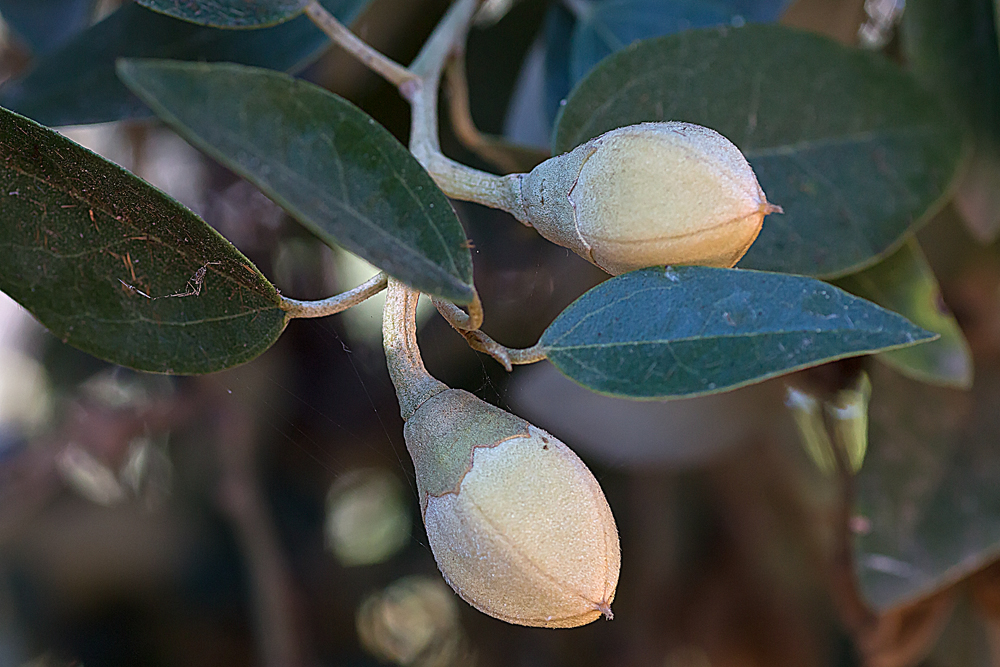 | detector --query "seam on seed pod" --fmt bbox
[585,198,780,246]
[553,423,618,619]
[461,489,612,619]
[405,384,450,423]
[428,476,613,626]
[516,424,619,616]
[566,143,599,264]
